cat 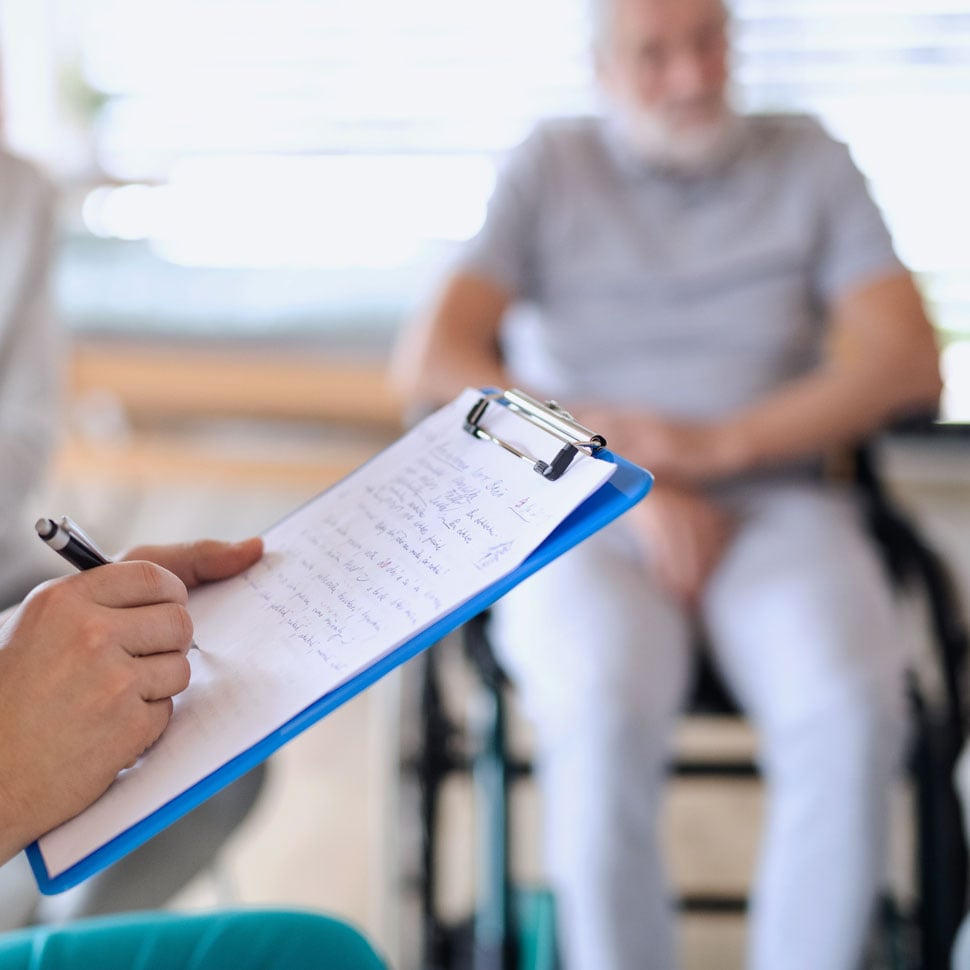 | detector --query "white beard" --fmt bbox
[613,101,744,175]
